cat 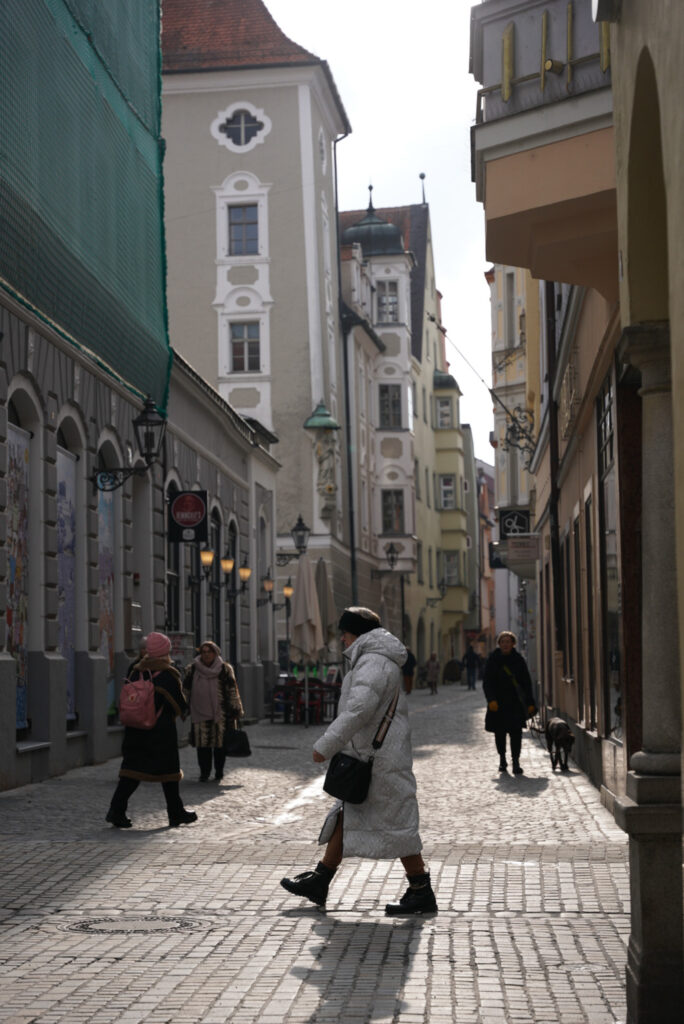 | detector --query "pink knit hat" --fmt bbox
[145,631,171,658]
